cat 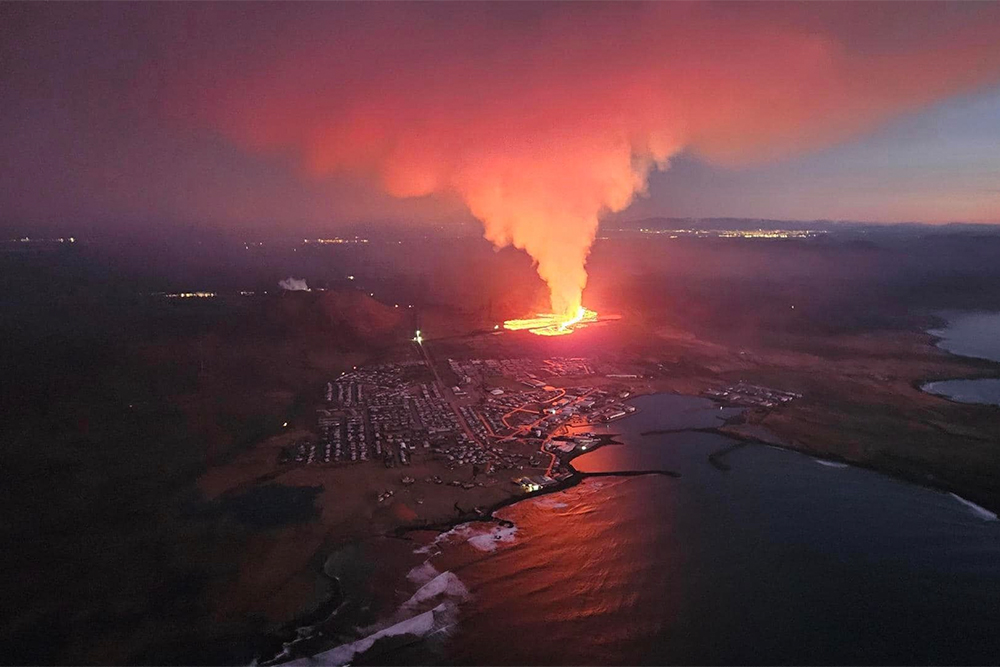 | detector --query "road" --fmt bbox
[497,388,595,477]
[415,338,596,477]
[414,339,482,445]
